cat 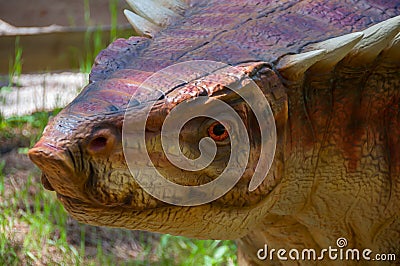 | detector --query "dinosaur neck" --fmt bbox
[235,60,400,264]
